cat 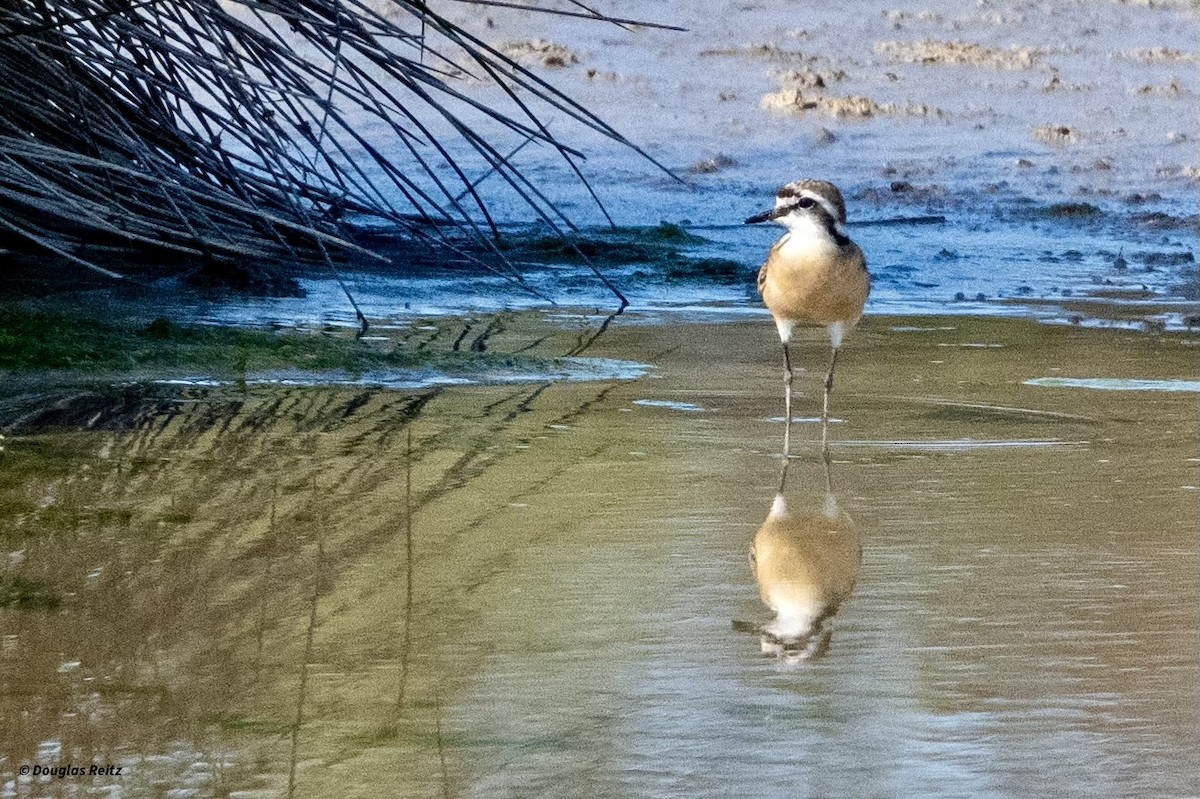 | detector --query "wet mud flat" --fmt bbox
[435,0,1199,228]
[0,311,1197,798]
